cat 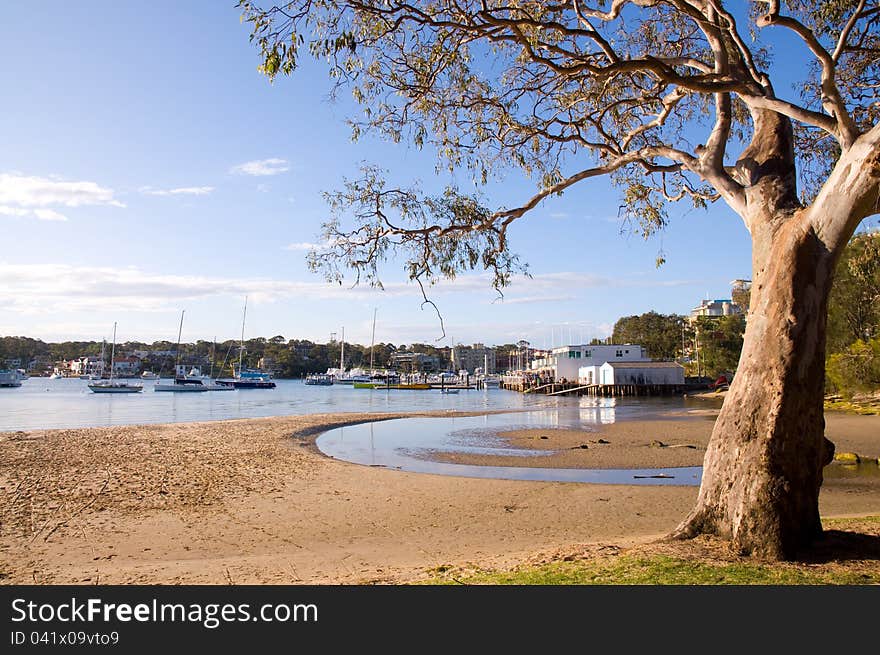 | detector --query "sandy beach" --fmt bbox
[1,409,878,584]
